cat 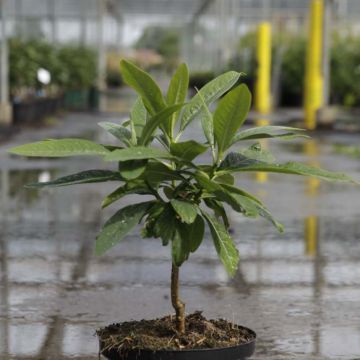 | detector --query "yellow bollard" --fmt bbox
[255,22,272,115]
[304,0,324,130]
[305,216,318,256]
